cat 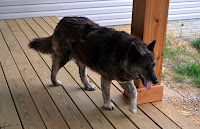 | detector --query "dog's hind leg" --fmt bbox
[51,50,71,86]
[78,62,96,91]
[119,80,137,113]
[101,76,114,110]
